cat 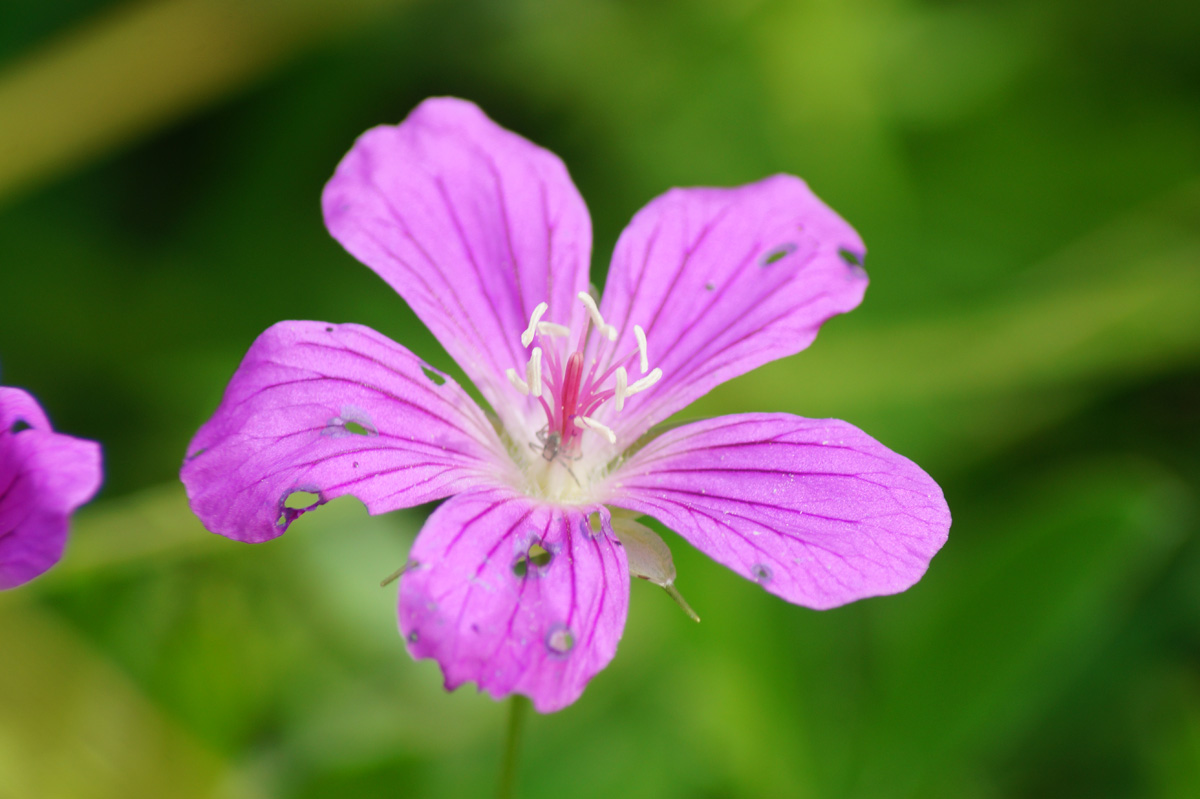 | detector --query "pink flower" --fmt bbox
[181,98,950,712]
[1,387,102,589]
